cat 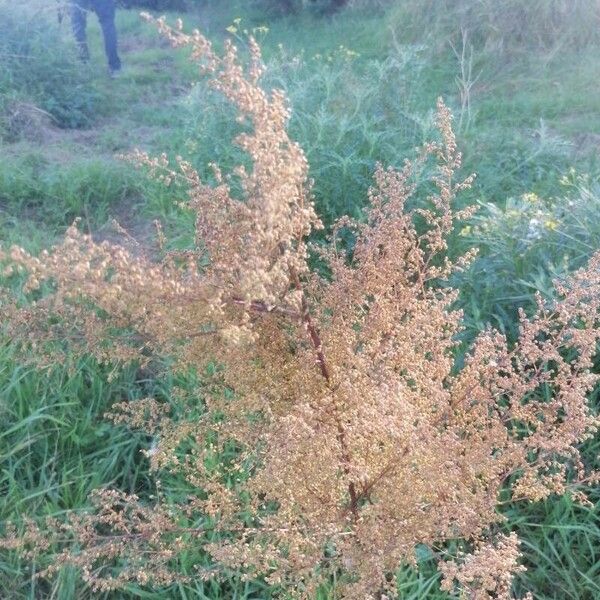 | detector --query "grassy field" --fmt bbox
[1,0,600,598]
